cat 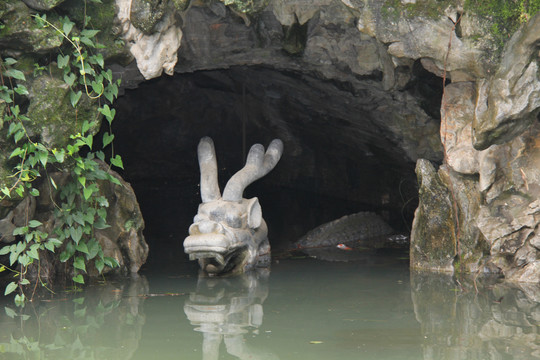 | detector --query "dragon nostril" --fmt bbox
[198,220,218,234]
[188,223,200,235]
